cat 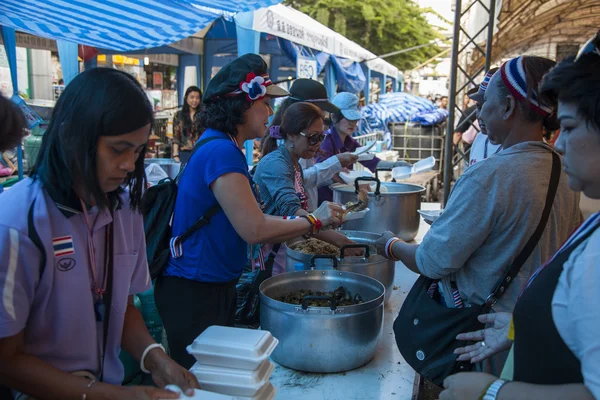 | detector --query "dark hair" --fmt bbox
[31,68,153,211]
[0,94,26,152]
[261,102,324,157]
[259,97,296,156]
[496,56,559,131]
[329,110,347,127]
[181,86,202,134]
[541,53,600,132]
[200,96,252,137]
